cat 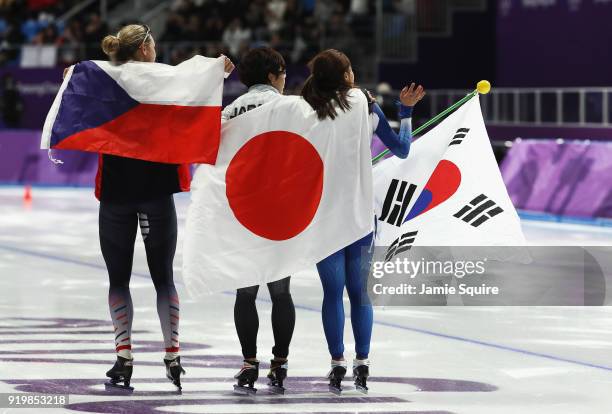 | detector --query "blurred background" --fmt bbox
[0,0,611,223]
